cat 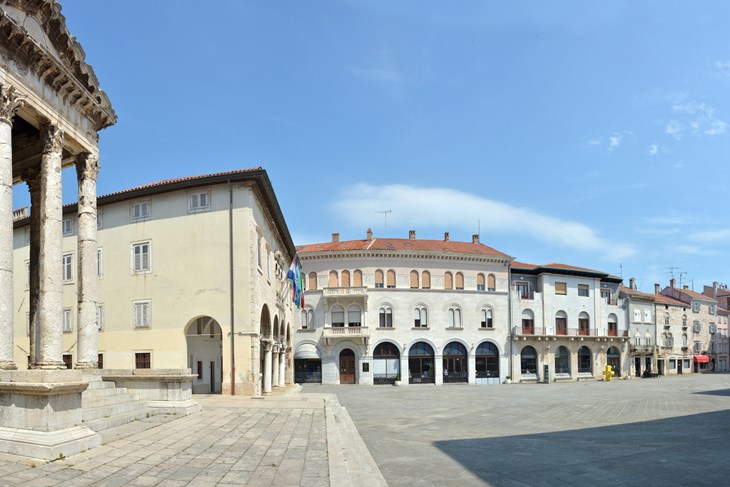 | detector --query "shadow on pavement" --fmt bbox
[433,409,730,486]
